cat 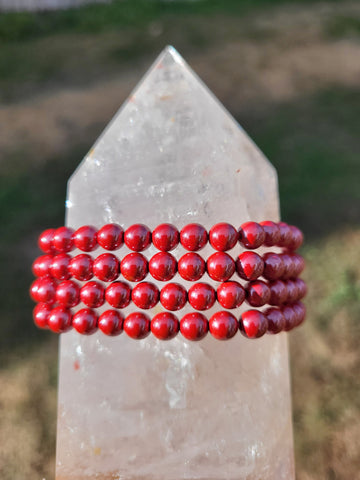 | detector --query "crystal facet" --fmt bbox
[56,46,295,480]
